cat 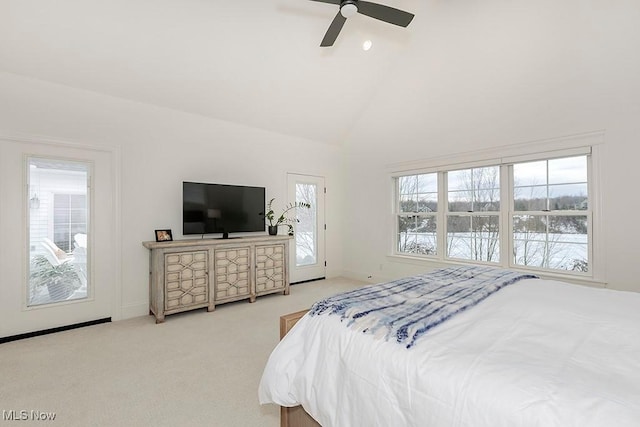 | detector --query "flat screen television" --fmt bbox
[183,181,265,238]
